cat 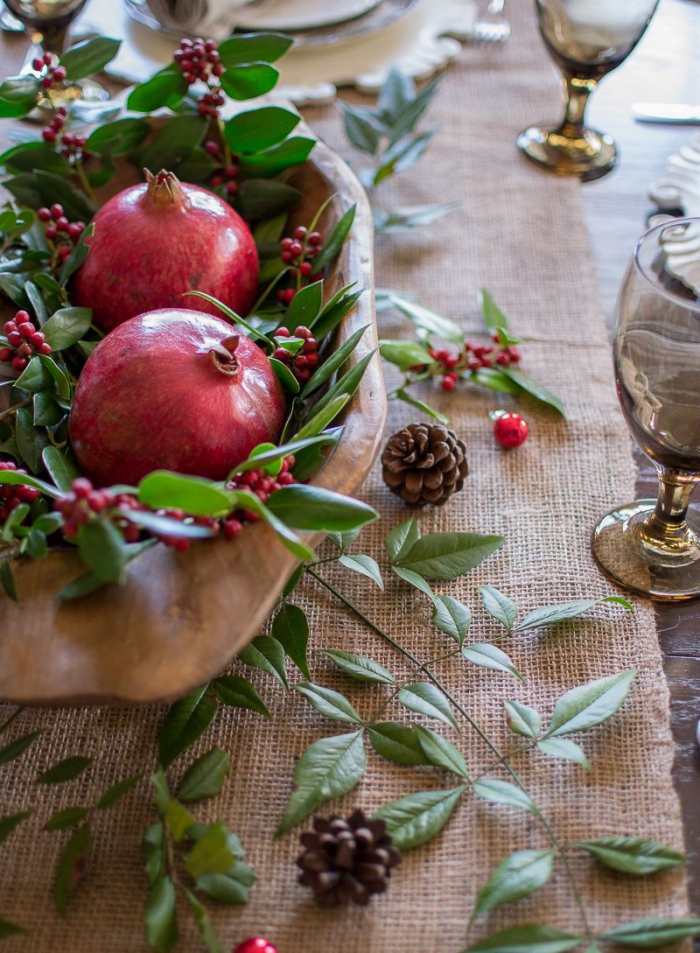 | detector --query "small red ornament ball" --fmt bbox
[233,940,277,953]
[493,412,529,449]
